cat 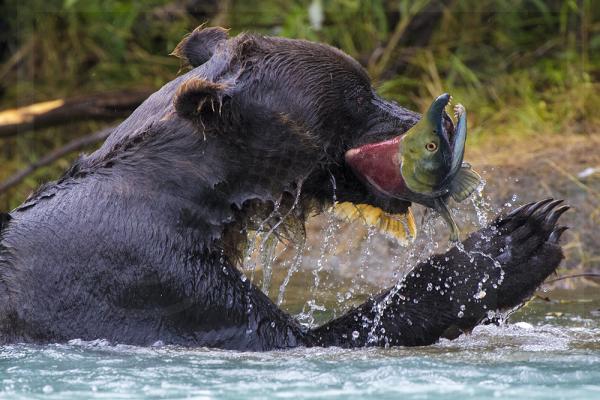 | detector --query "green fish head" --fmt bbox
[400,93,453,195]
